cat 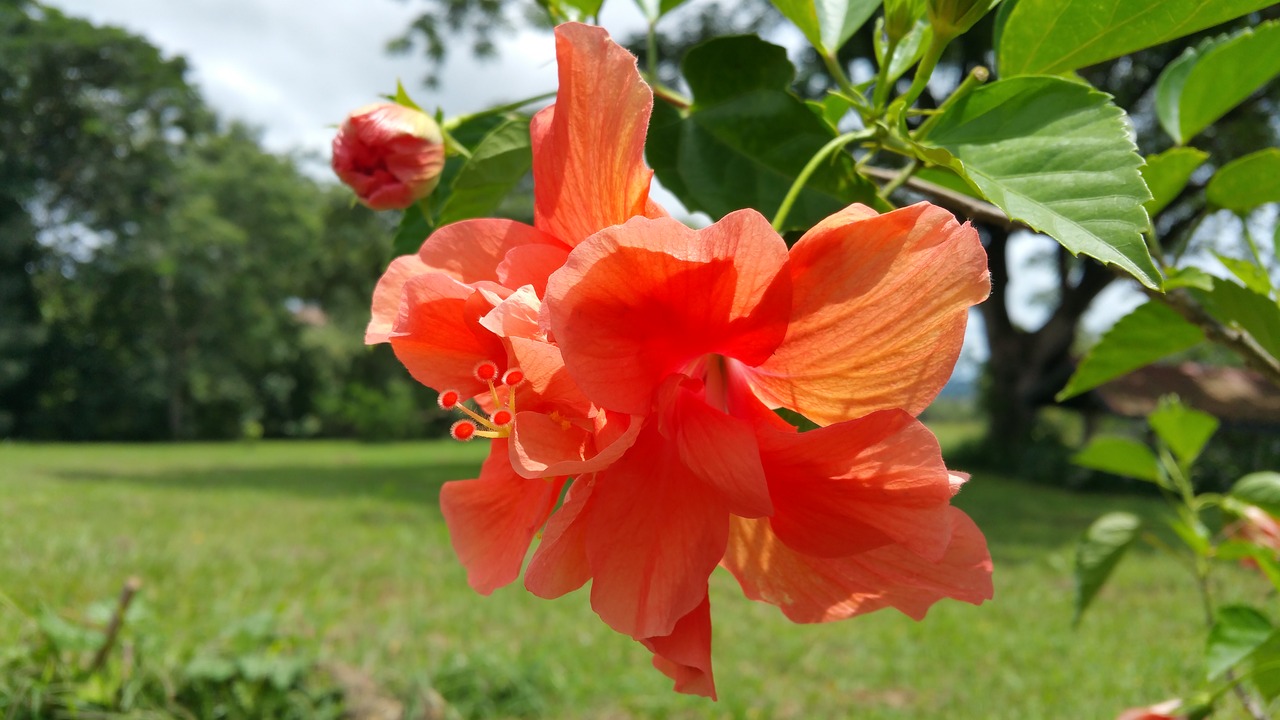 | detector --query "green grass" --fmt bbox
[0,438,1266,719]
